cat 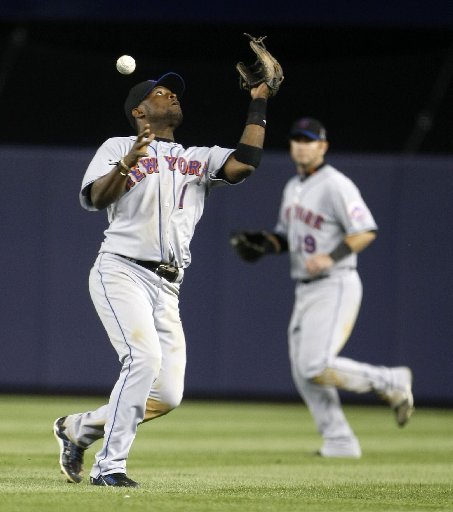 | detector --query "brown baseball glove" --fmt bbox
[236,33,284,97]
